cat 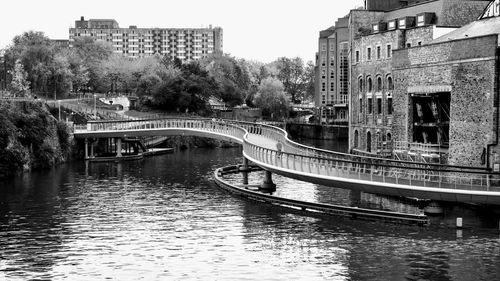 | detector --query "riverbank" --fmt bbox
[0,100,72,180]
